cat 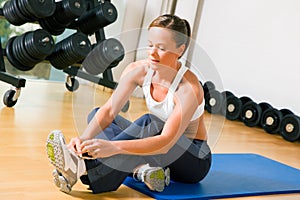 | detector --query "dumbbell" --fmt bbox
[221,91,242,121]
[6,29,55,71]
[280,113,300,142]
[47,32,92,70]
[82,38,125,75]
[261,108,293,134]
[3,0,56,26]
[240,97,272,127]
[204,89,224,114]
[39,0,86,35]
[73,1,118,35]
[239,96,252,119]
[257,103,273,126]
[202,81,215,97]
